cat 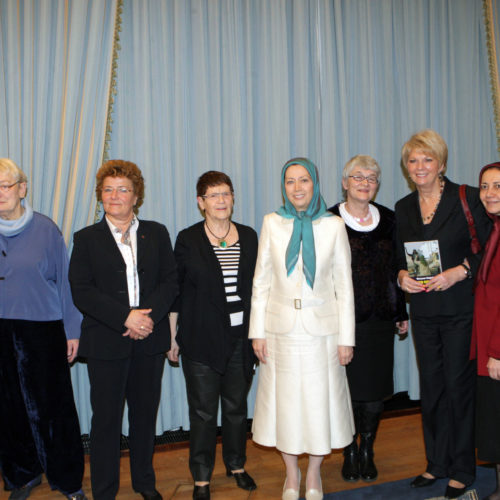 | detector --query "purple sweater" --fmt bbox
[0,212,82,339]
